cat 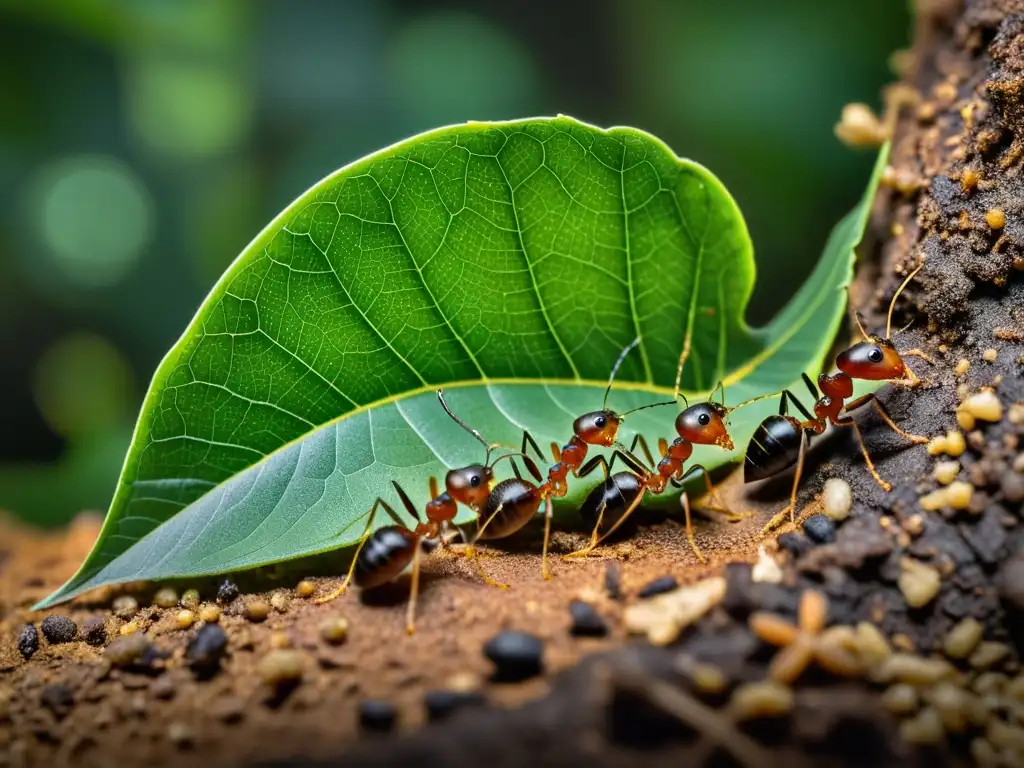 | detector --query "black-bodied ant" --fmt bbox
[744,264,933,531]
